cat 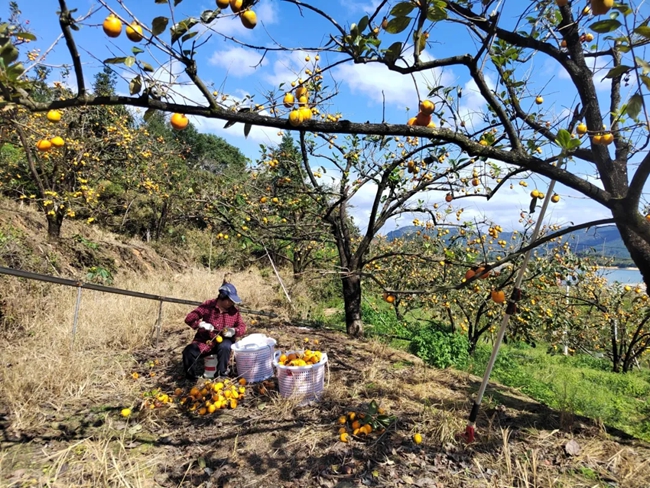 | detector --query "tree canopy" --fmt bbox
[2,0,650,336]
